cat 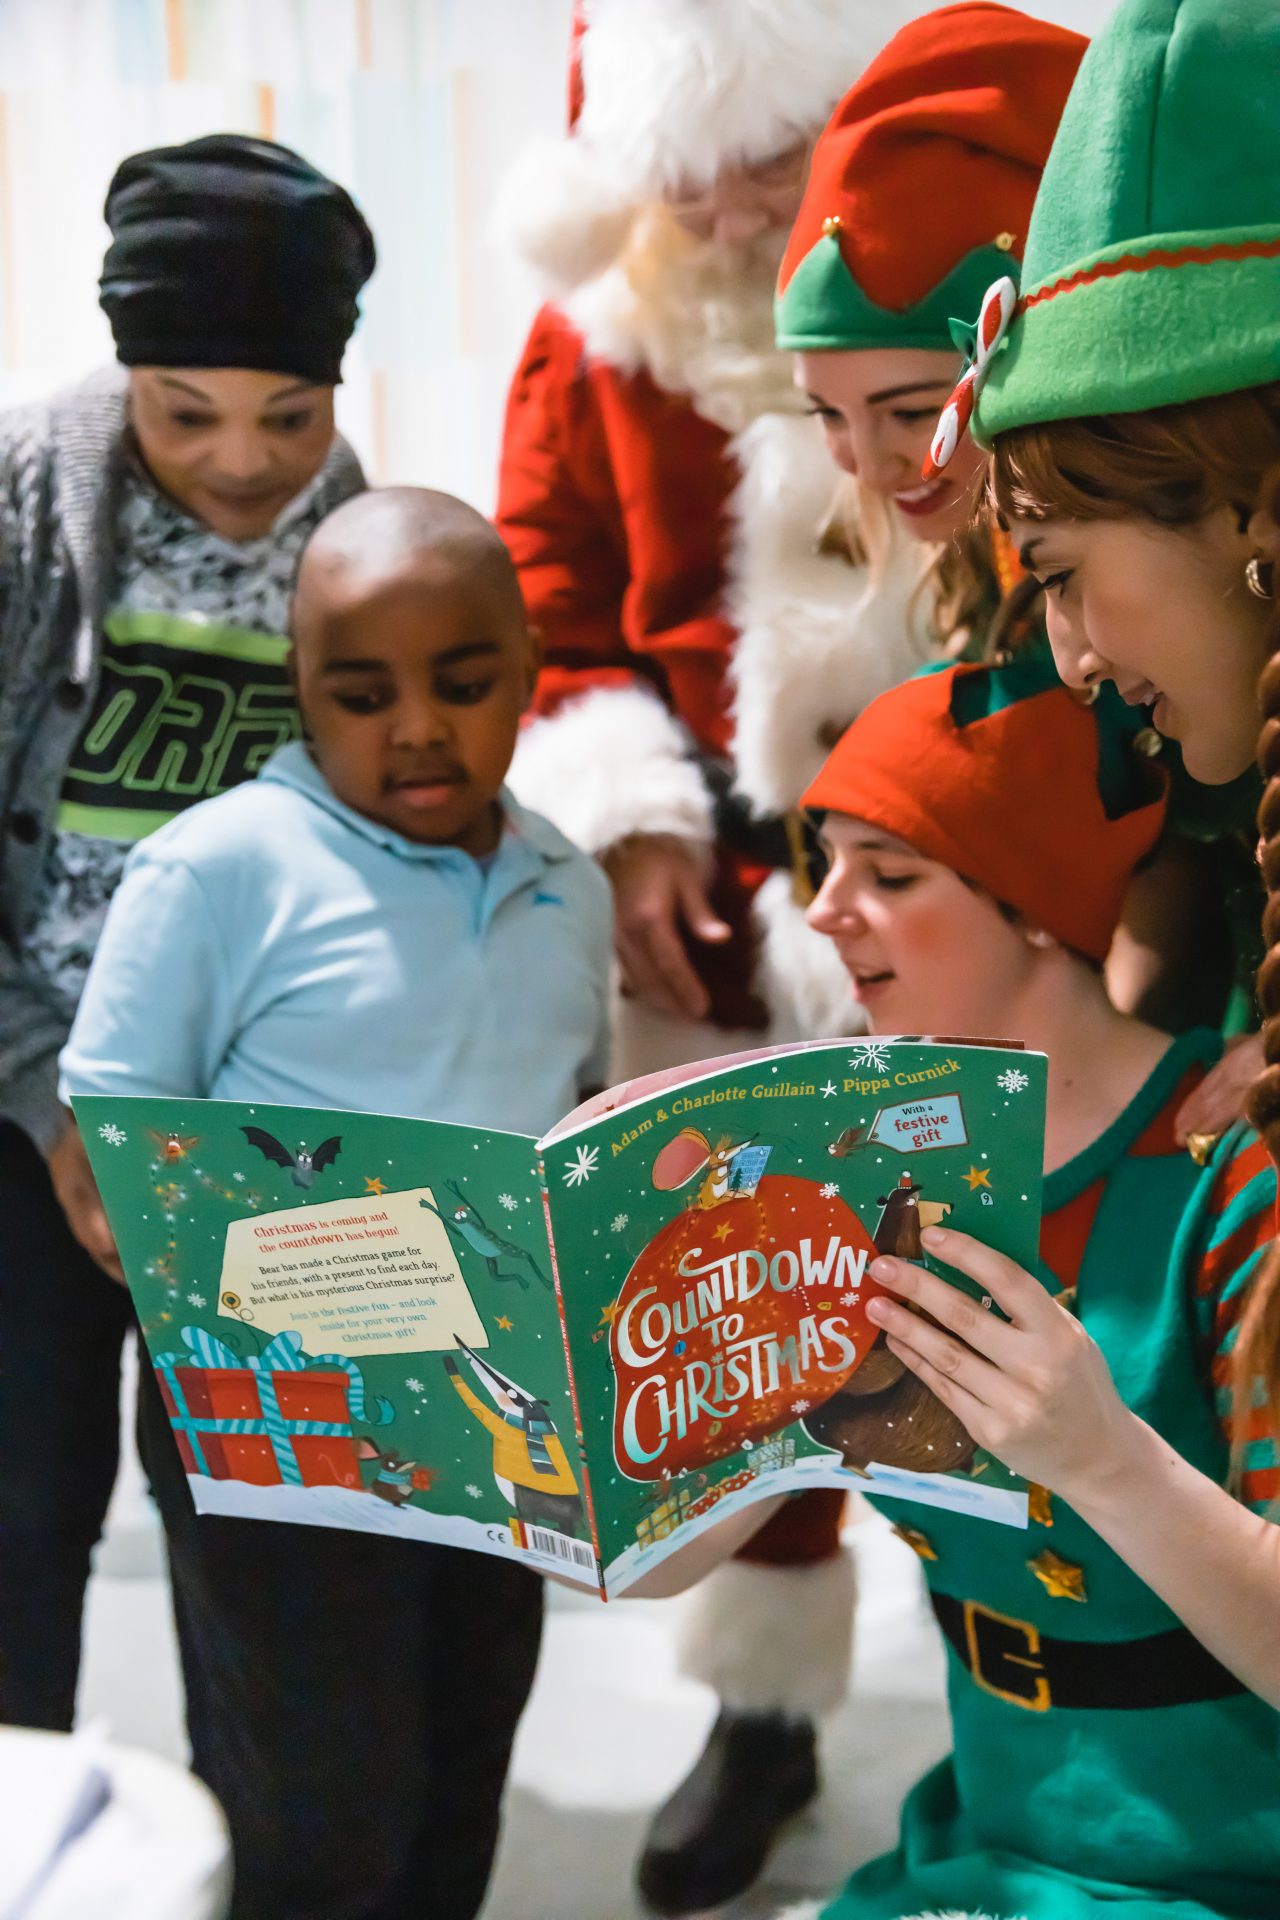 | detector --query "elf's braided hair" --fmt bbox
[1240,474,1280,1438]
